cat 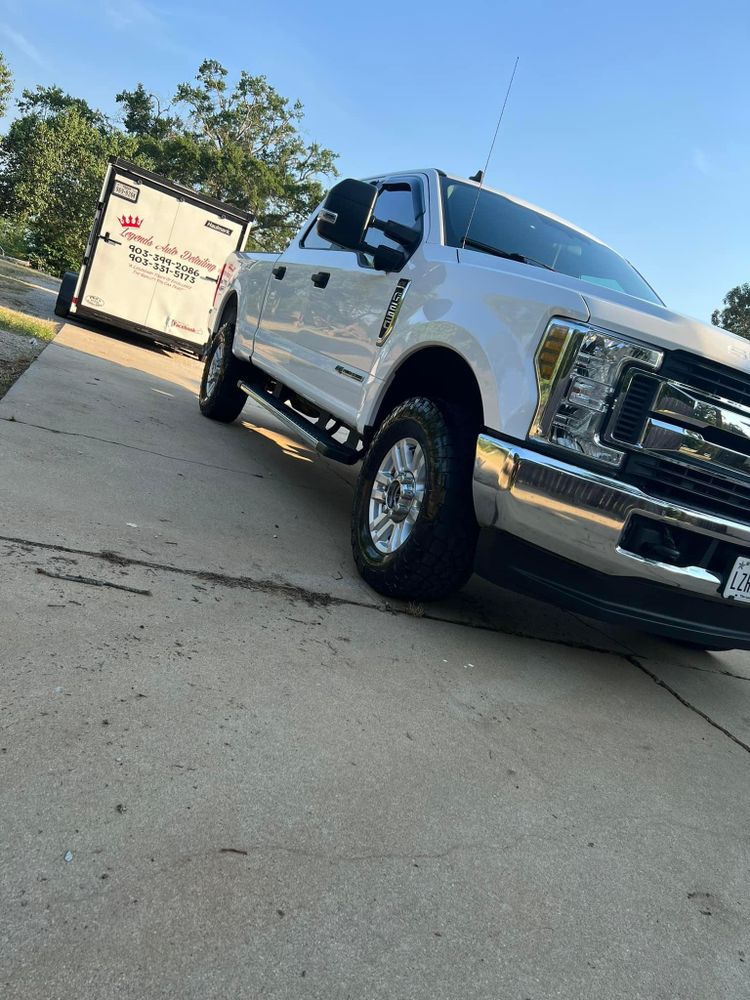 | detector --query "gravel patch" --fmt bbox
[0,328,48,399]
